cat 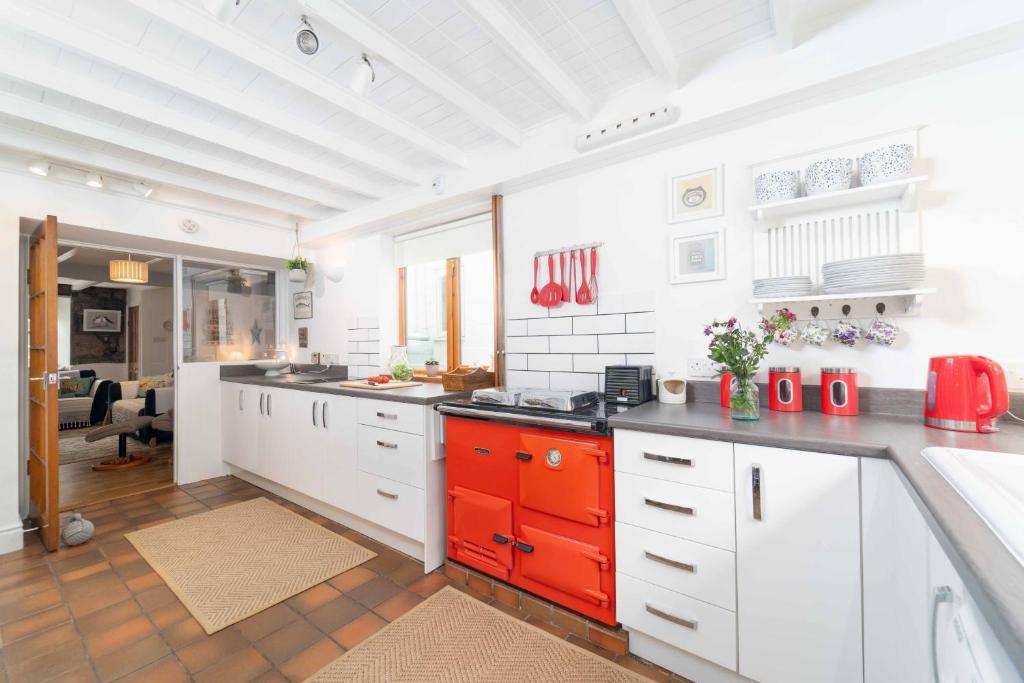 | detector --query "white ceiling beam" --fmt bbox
[3,0,423,186]
[770,0,798,49]
[612,0,680,87]
[0,127,331,219]
[455,0,592,121]
[299,0,521,146]
[0,52,393,200]
[56,248,78,264]
[124,0,468,168]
